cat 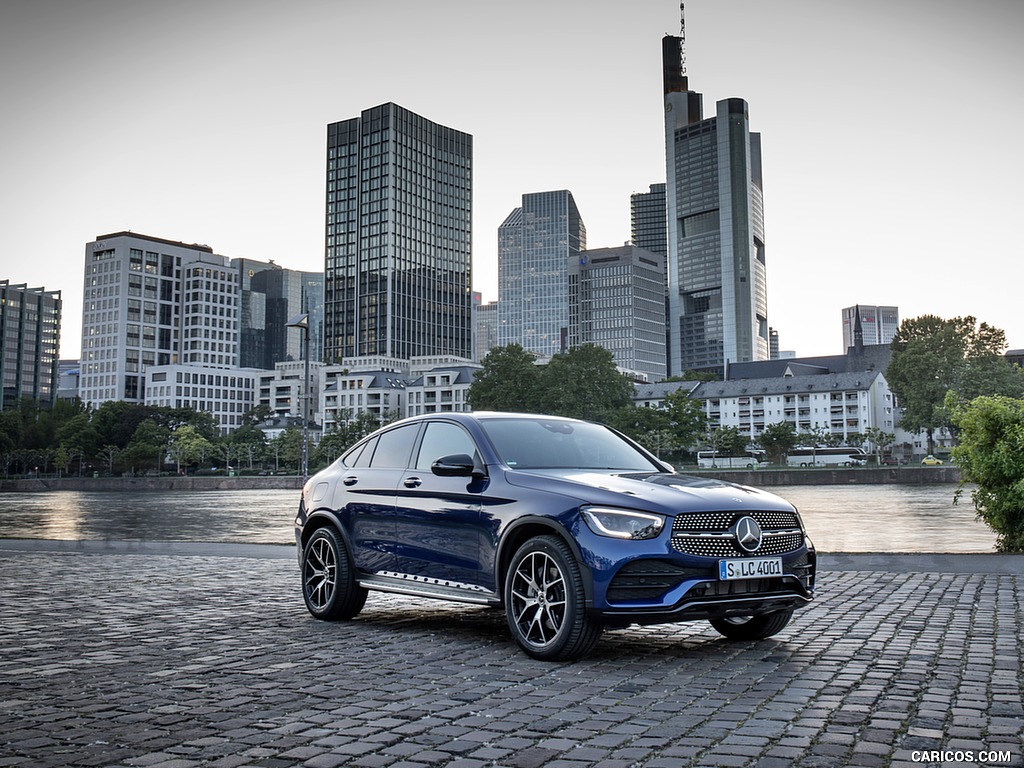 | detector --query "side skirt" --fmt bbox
[358,572,501,606]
